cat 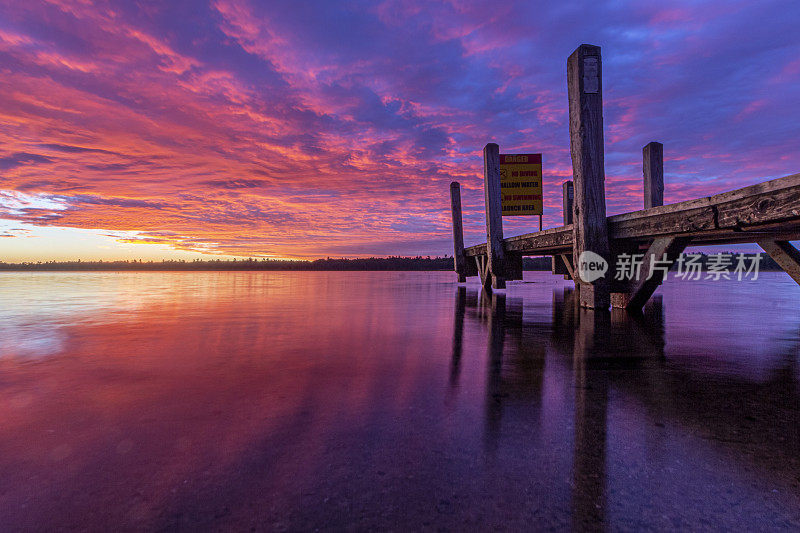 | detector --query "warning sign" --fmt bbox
[500,153,542,216]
